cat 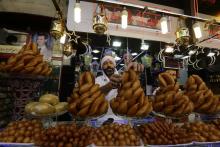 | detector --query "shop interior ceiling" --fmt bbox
[0,0,220,71]
[141,0,220,16]
[0,0,68,32]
